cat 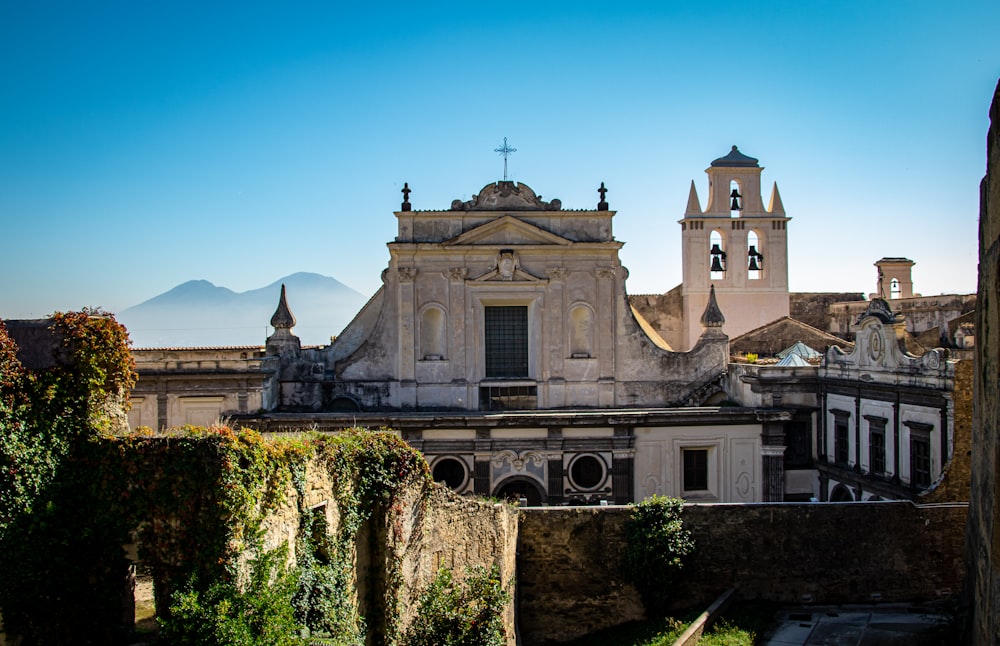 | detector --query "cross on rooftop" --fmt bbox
[494,137,516,181]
